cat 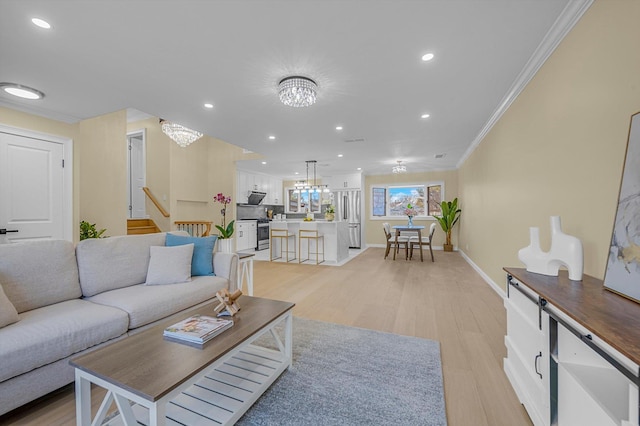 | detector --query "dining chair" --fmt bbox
[409,222,437,262]
[383,223,410,260]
